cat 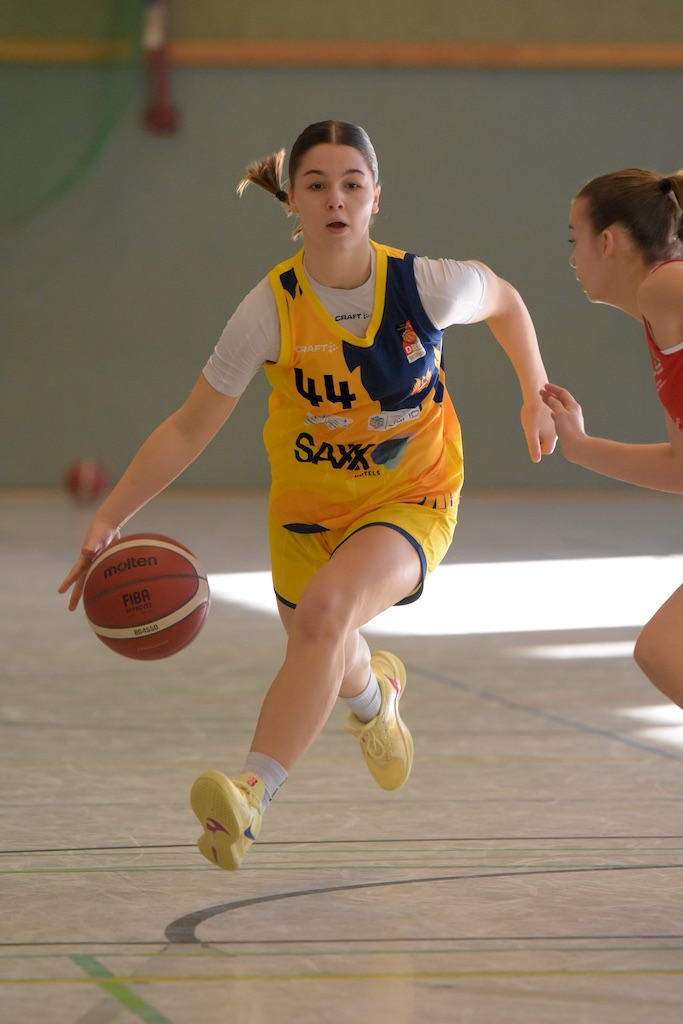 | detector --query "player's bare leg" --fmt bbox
[634,583,683,709]
[250,524,420,770]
